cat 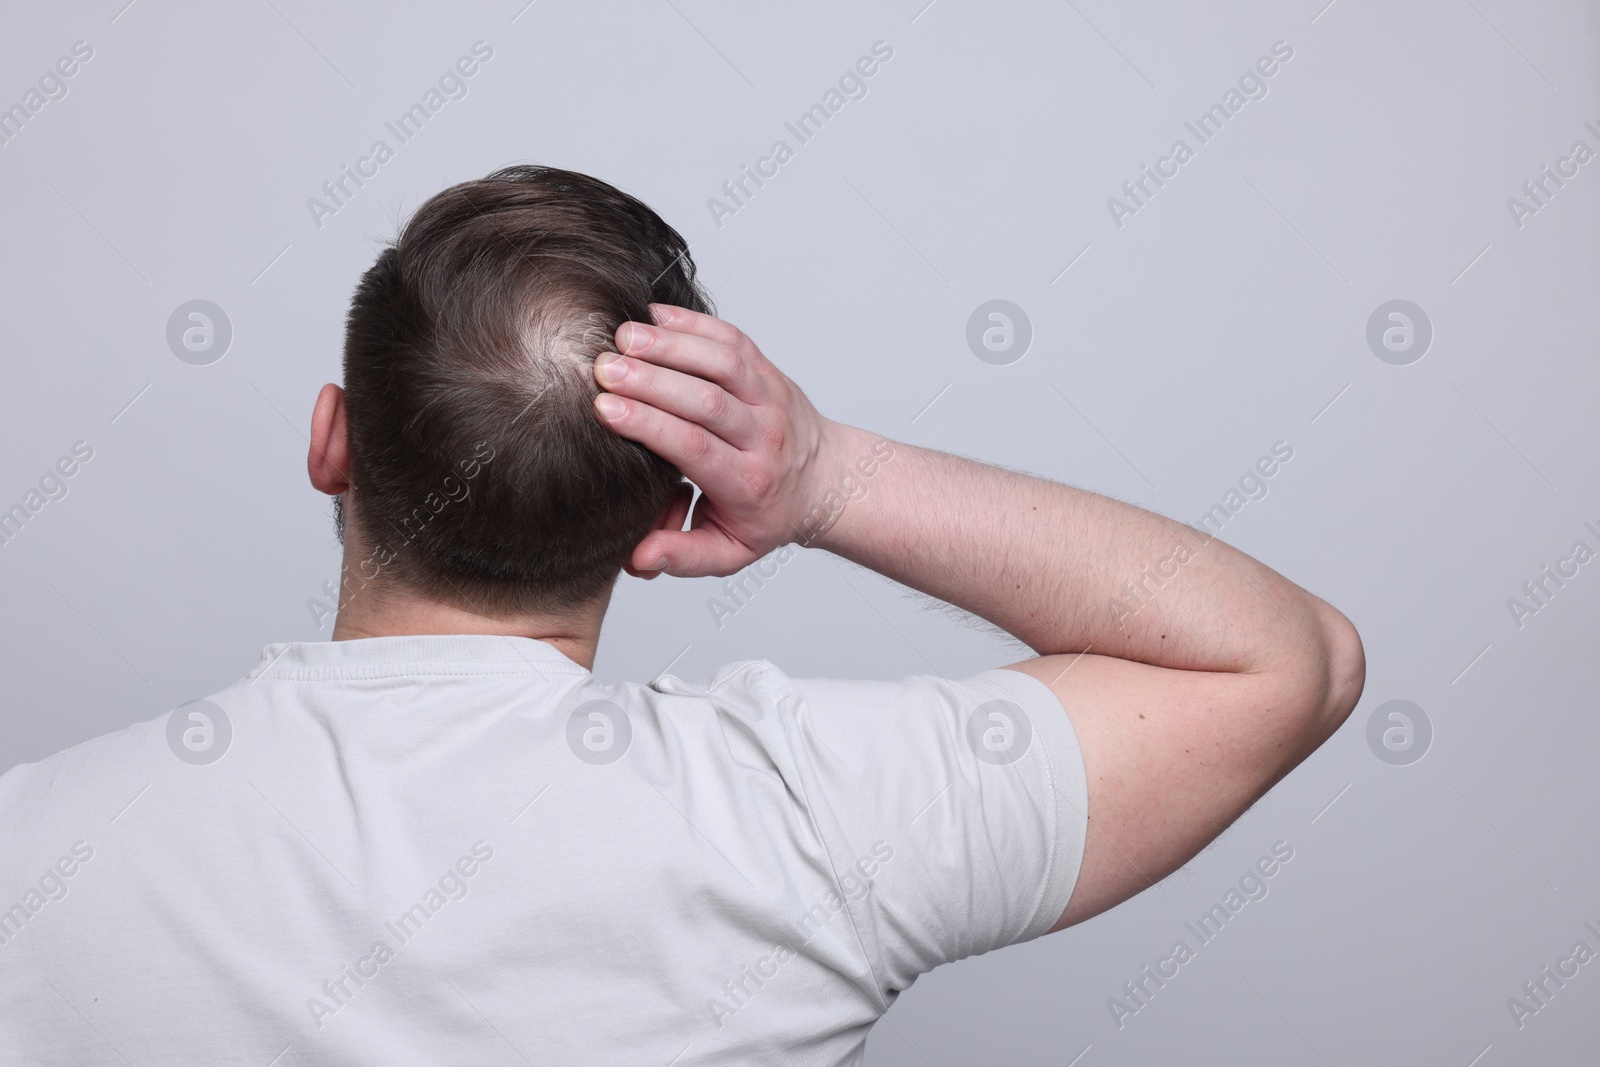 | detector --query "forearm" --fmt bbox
[589,307,1345,681]
[809,421,1335,676]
